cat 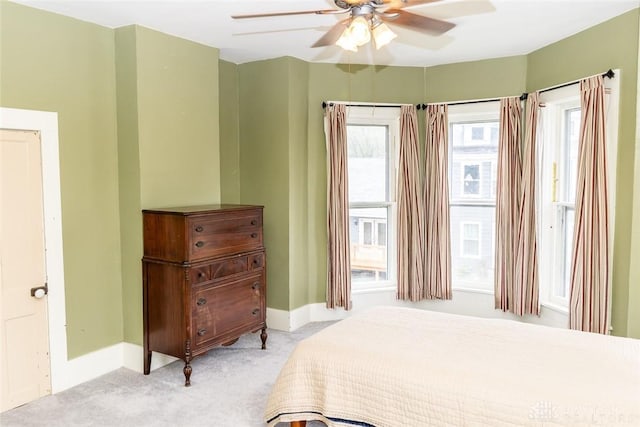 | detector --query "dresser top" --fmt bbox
[143,204,263,215]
